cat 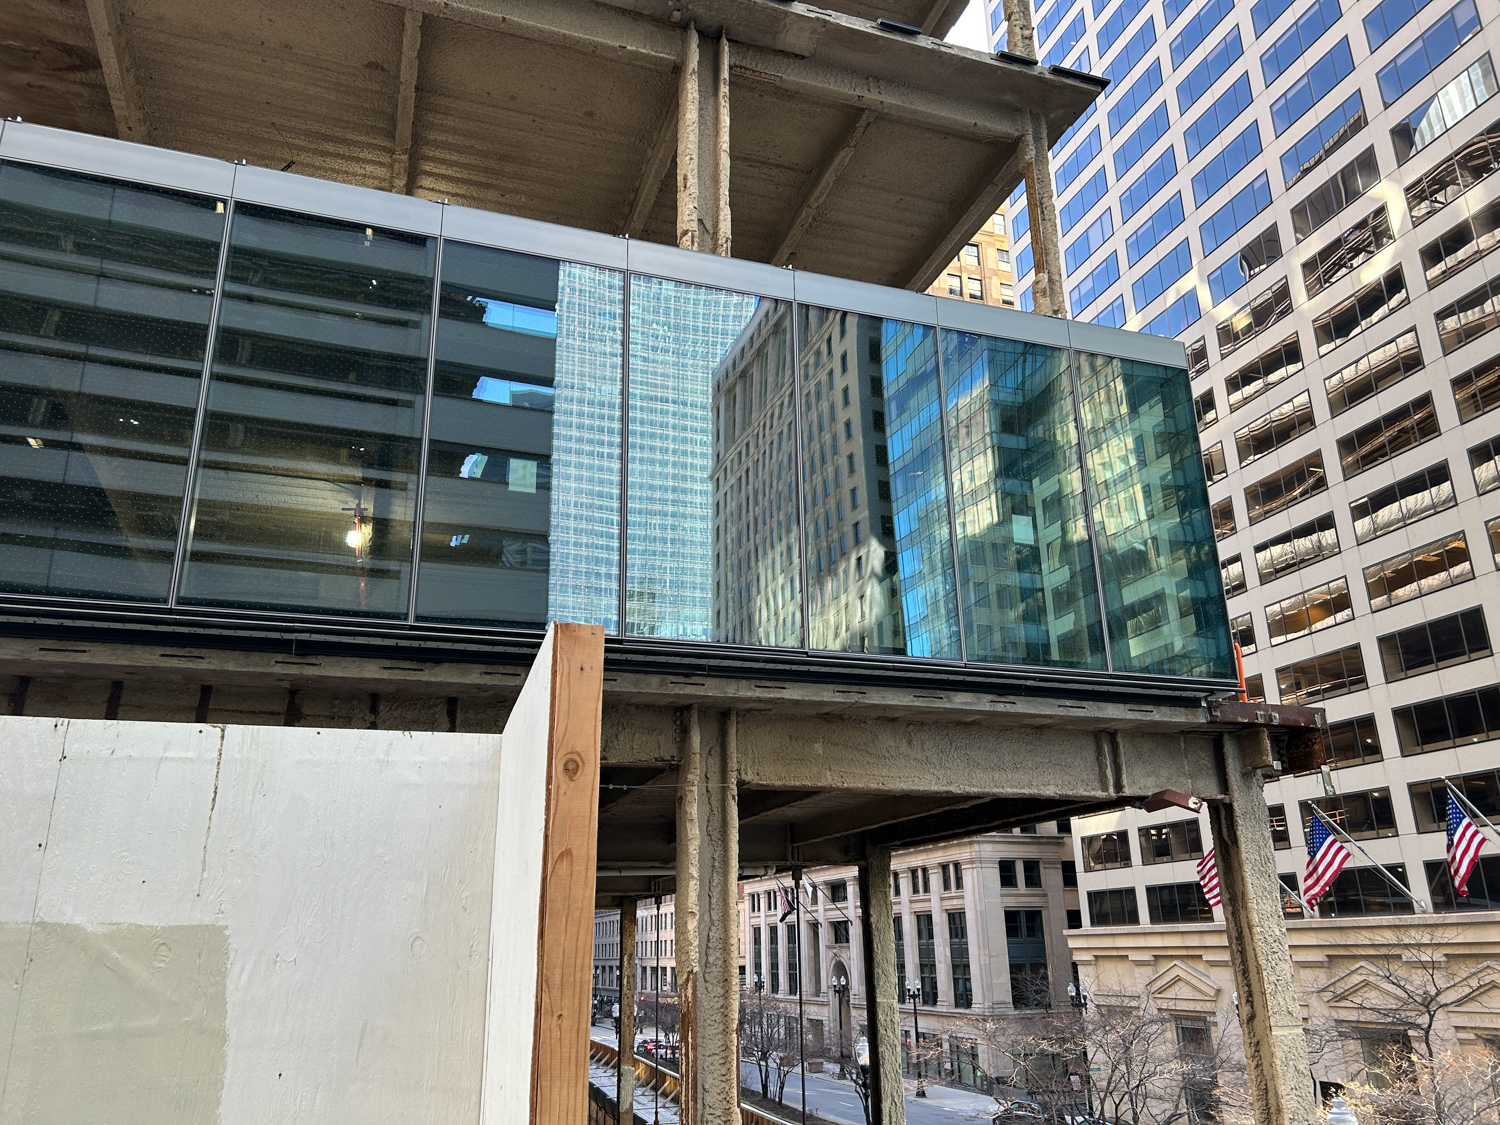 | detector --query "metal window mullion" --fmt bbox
[1066,347,1116,674]
[167,194,237,608]
[789,290,812,654]
[617,269,633,638]
[406,219,446,624]
[931,324,969,665]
